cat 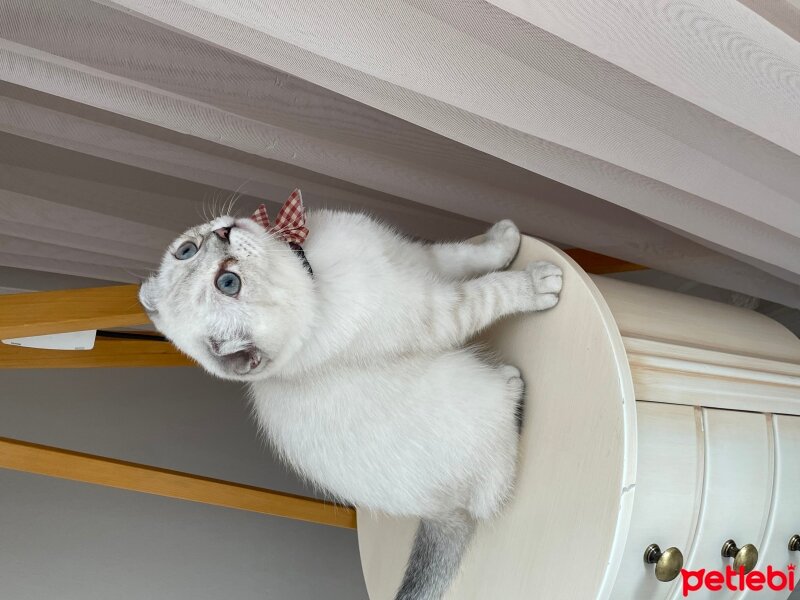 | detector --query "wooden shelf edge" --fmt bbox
[0,437,356,530]
[563,248,647,274]
[0,337,194,368]
[0,284,148,339]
